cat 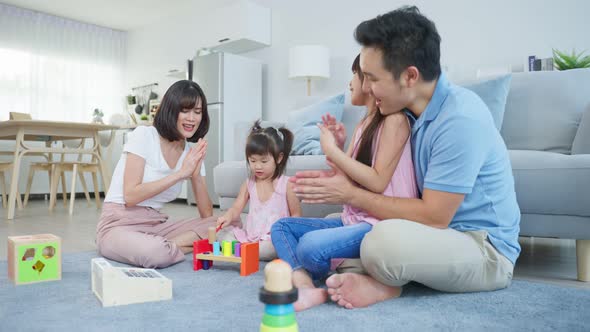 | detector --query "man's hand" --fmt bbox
[290,164,355,204]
